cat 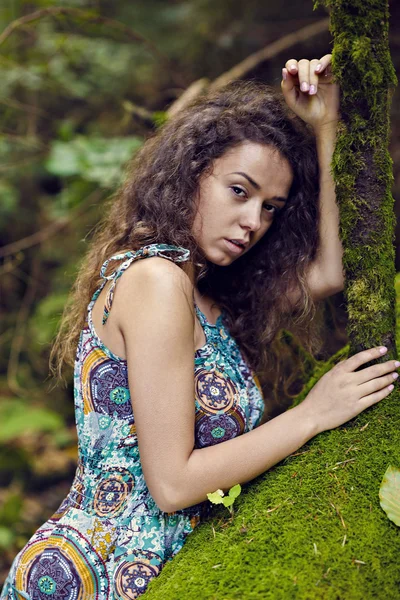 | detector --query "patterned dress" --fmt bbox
[1,243,265,600]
